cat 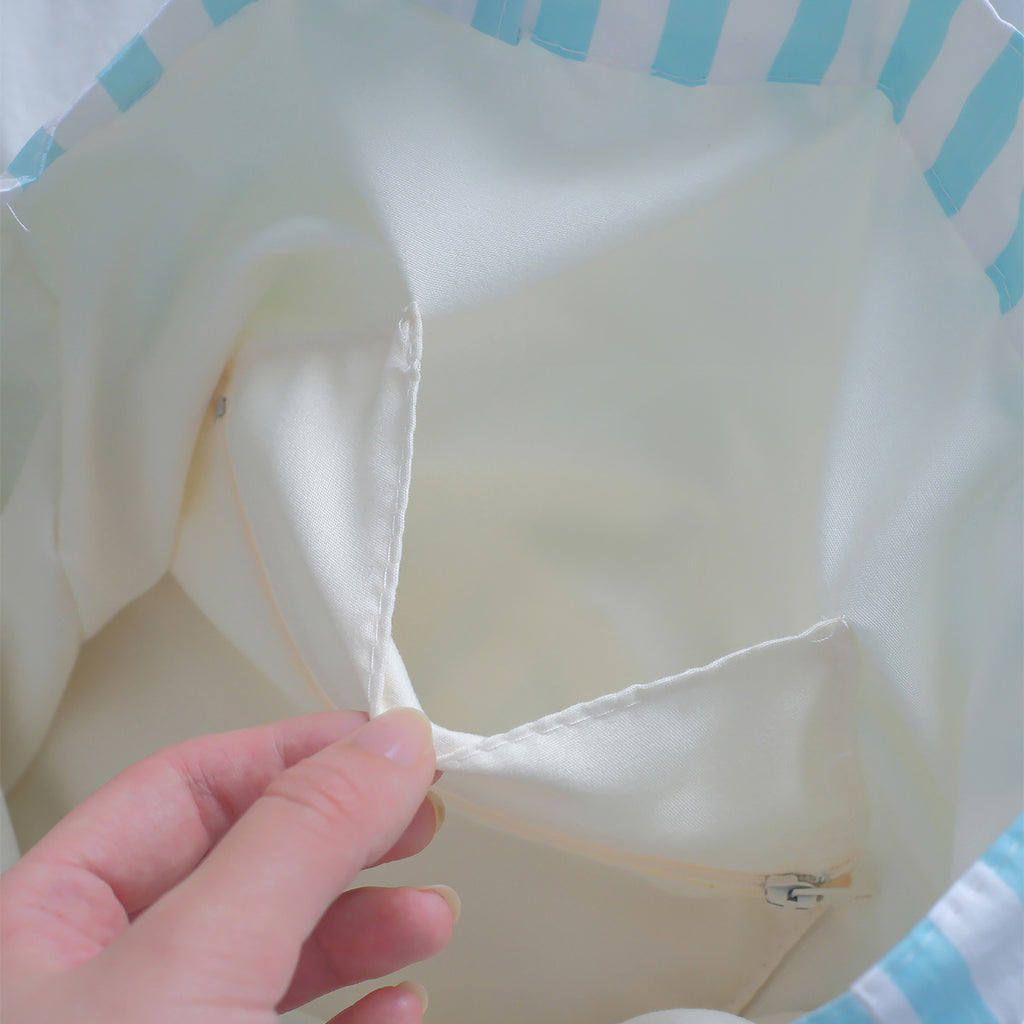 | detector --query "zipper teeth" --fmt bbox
[439,788,854,895]
[652,864,835,897]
